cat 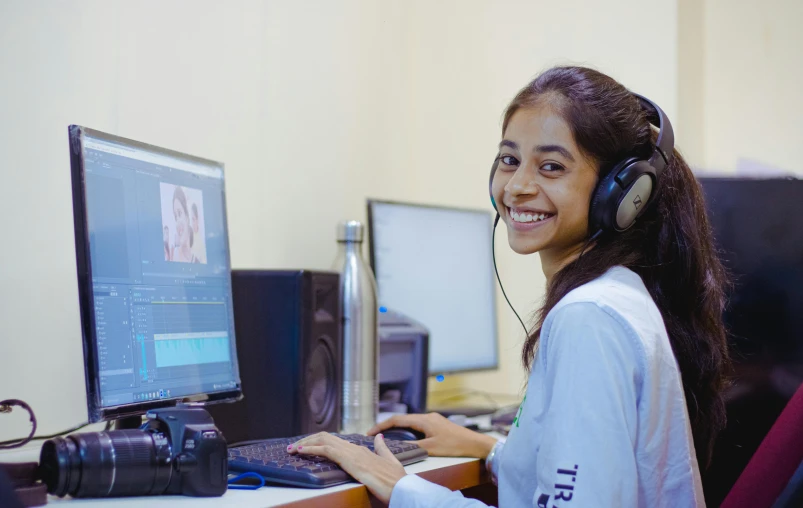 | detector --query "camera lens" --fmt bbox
[40,429,173,498]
